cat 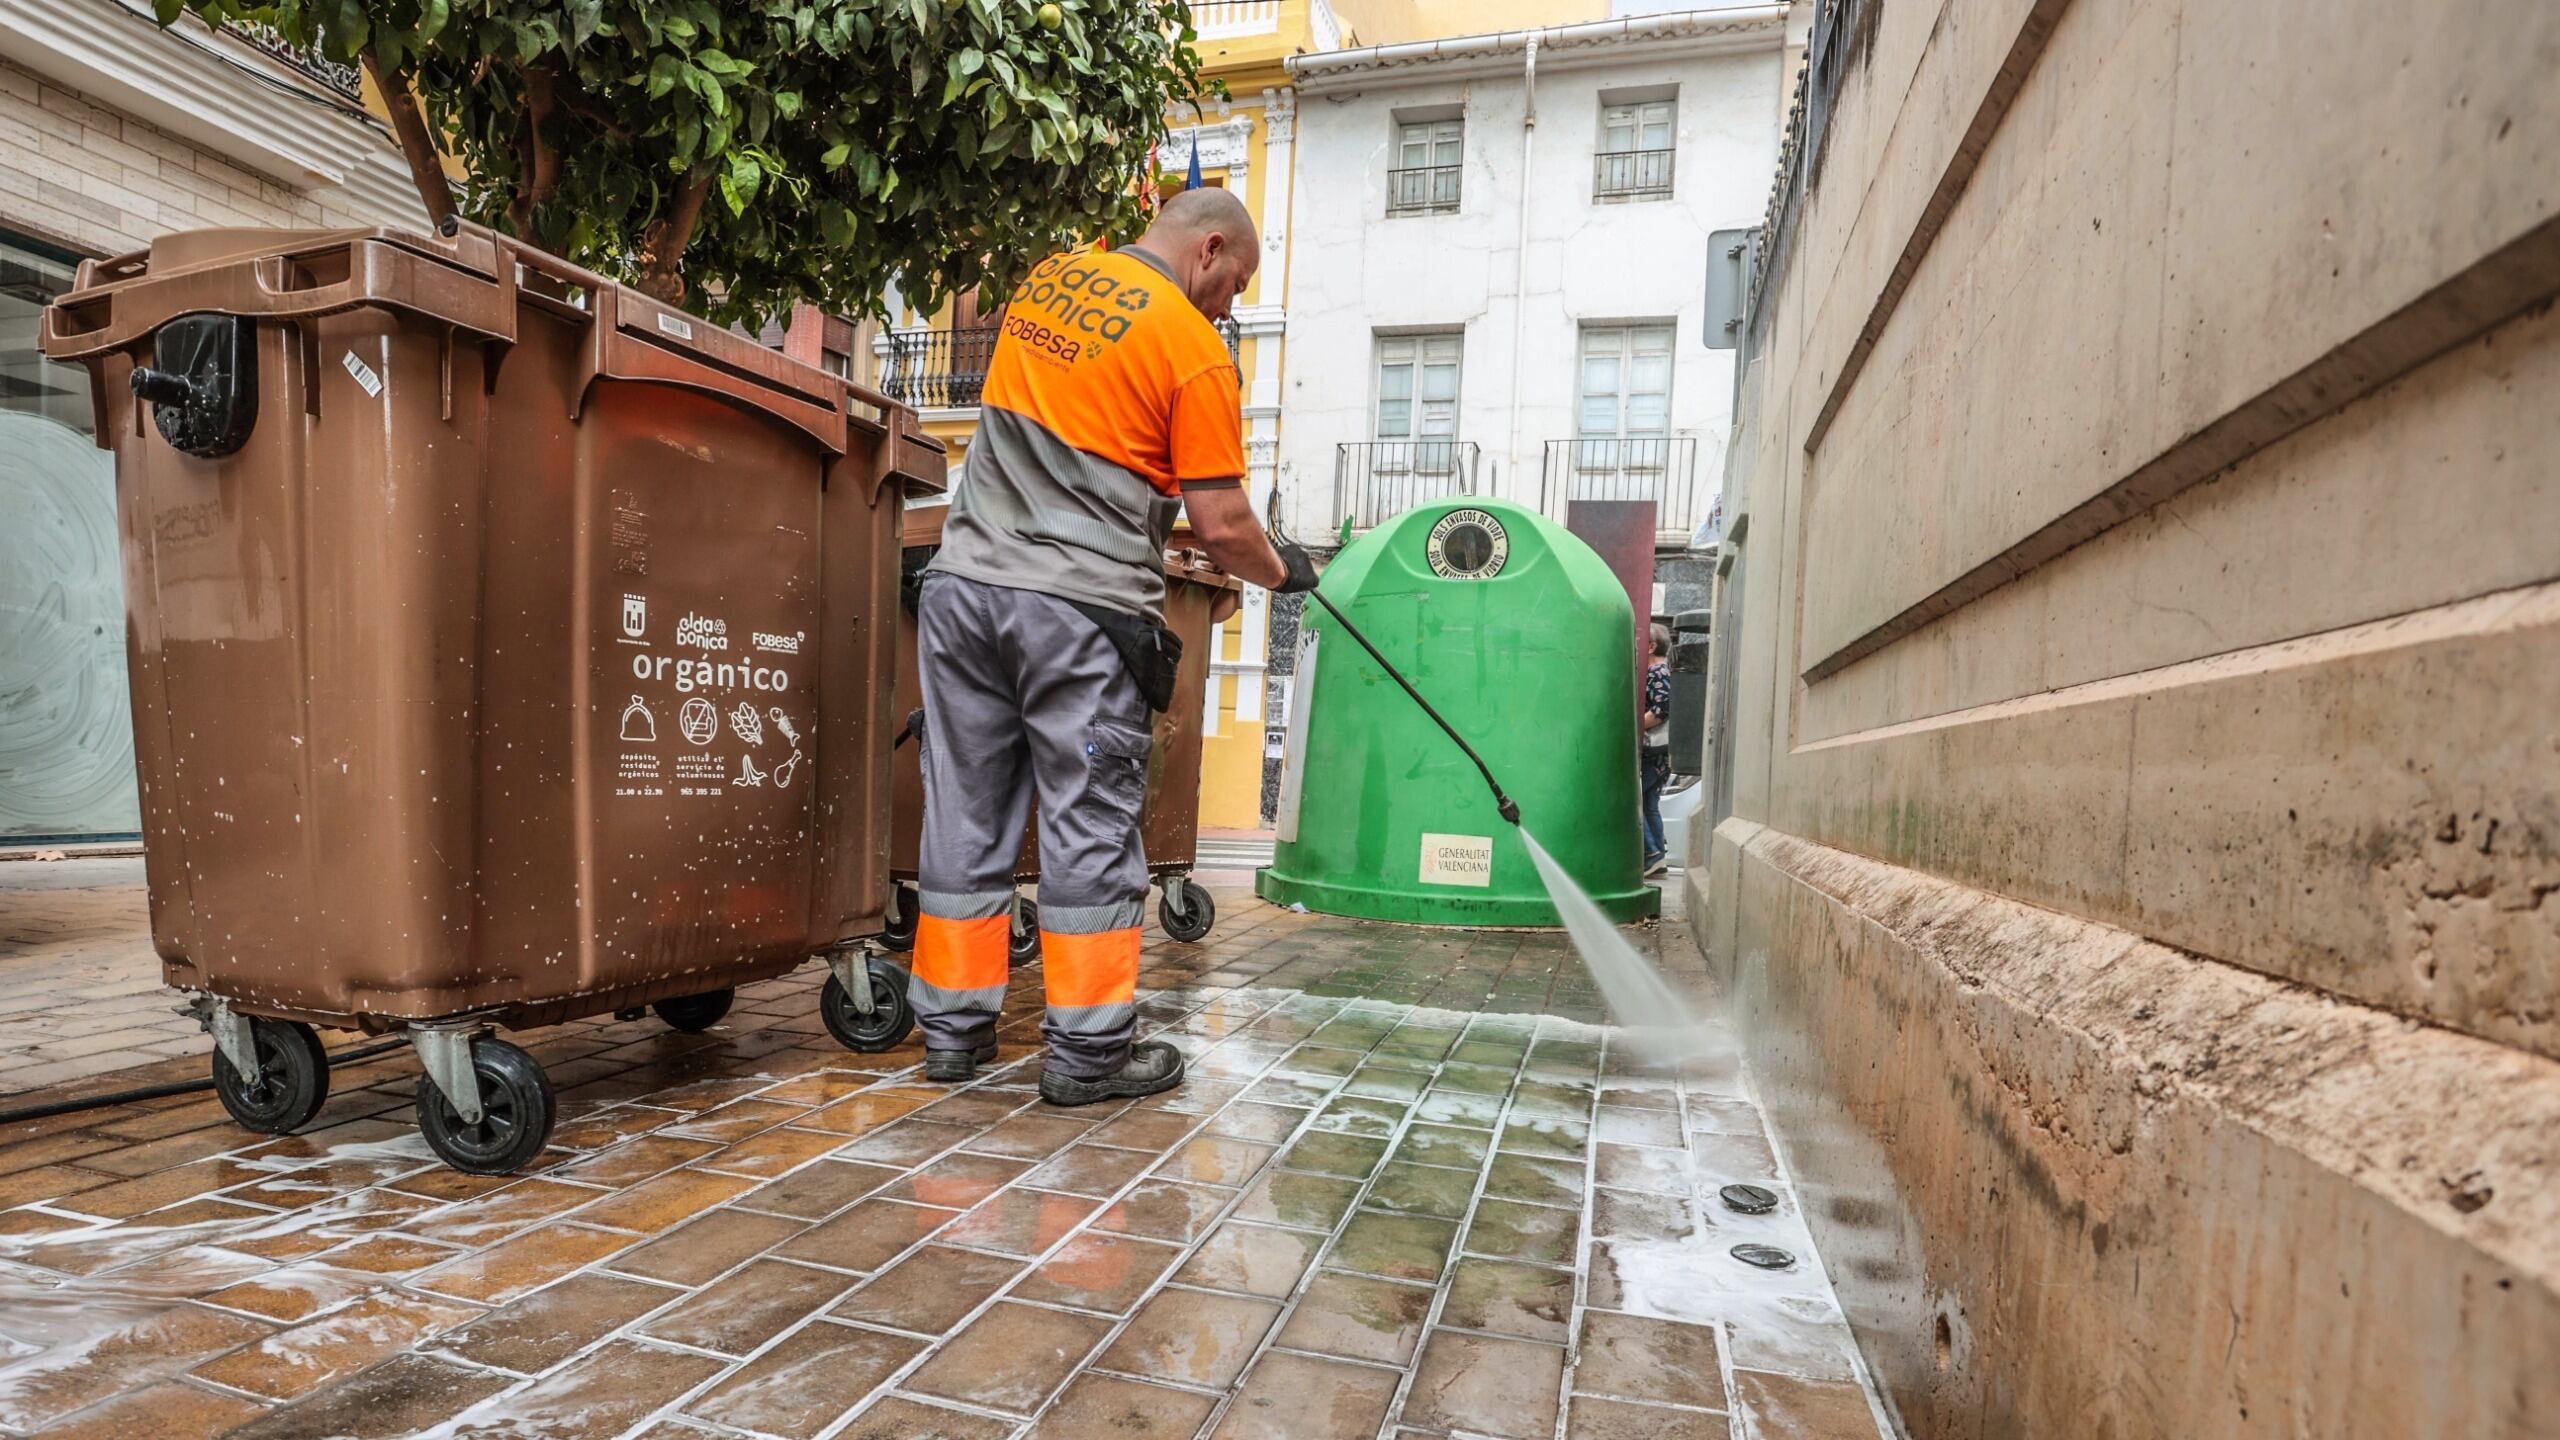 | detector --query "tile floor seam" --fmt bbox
[1569,1384,1735,1416]
[1079,1364,1233,1397]
[1551,1029,1611,1440]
